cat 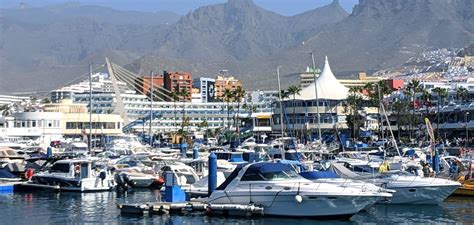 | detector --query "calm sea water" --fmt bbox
[1,190,473,224]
